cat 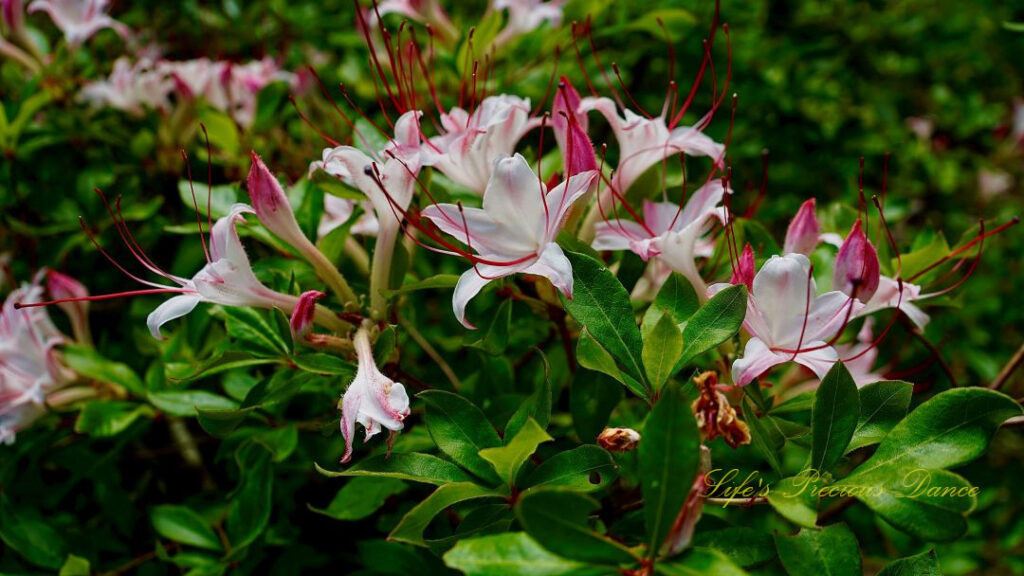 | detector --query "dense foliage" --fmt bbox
[1,1,1022,574]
